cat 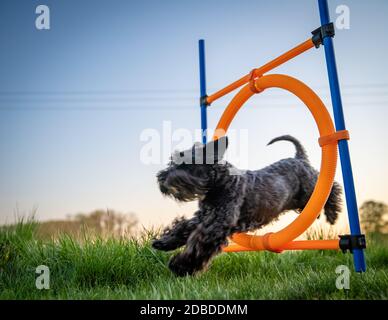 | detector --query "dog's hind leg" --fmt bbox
[152,215,200,251]
[295,167,342,225]
[324,181,342,225]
